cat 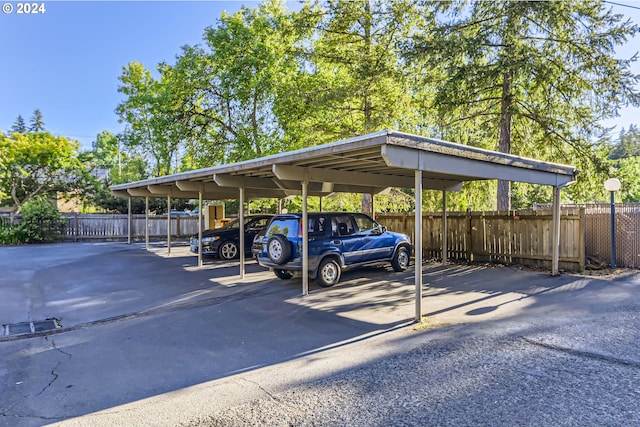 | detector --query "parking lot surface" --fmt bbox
[0,242,638,426]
